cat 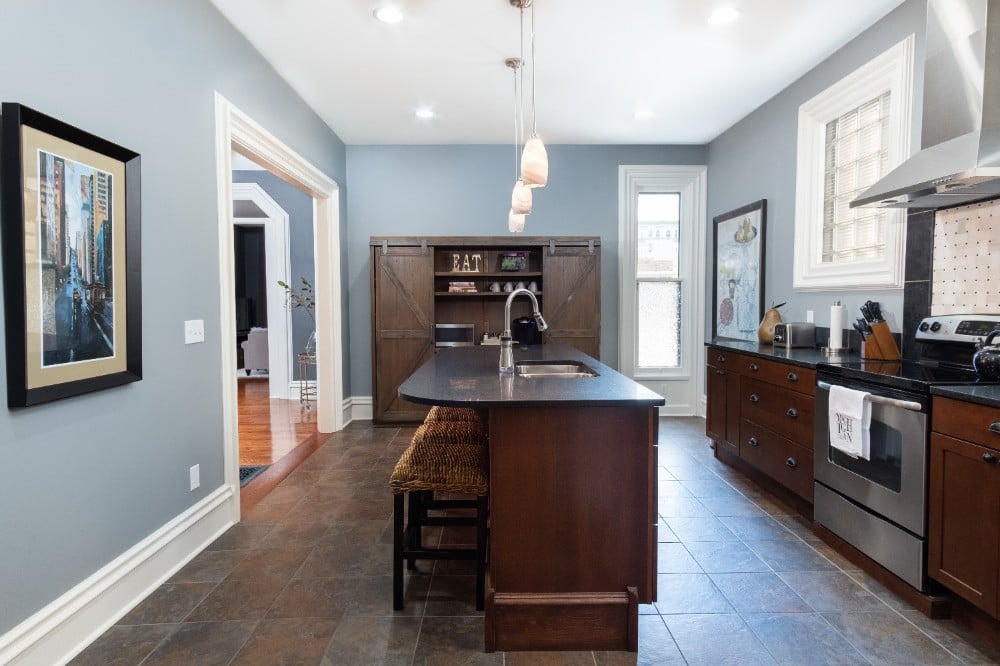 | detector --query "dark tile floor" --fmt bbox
[72,417,1000,665]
